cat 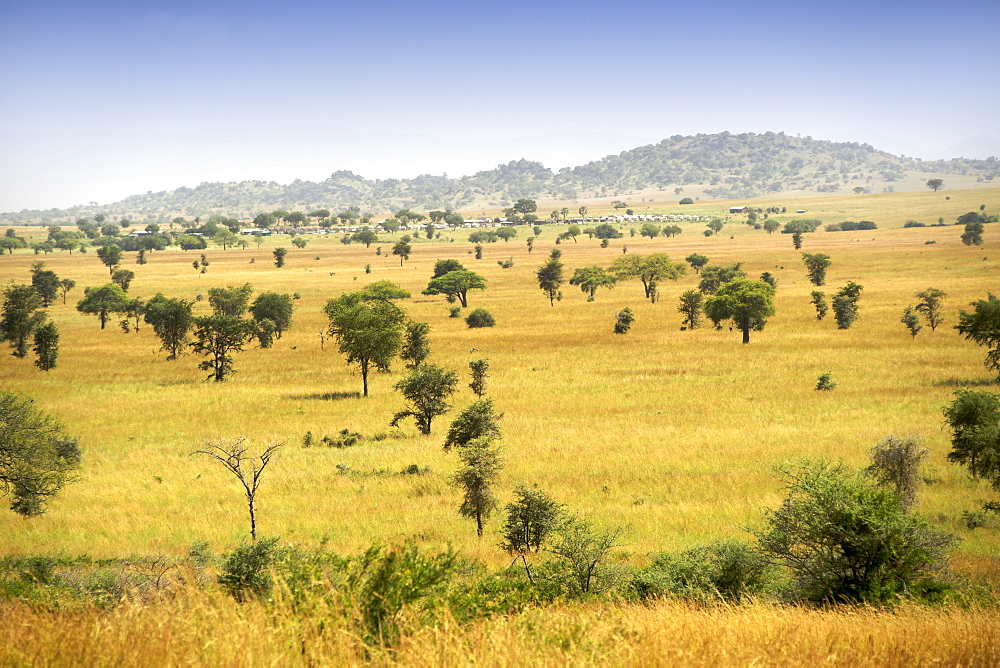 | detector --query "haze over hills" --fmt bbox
[5,131,998,223]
